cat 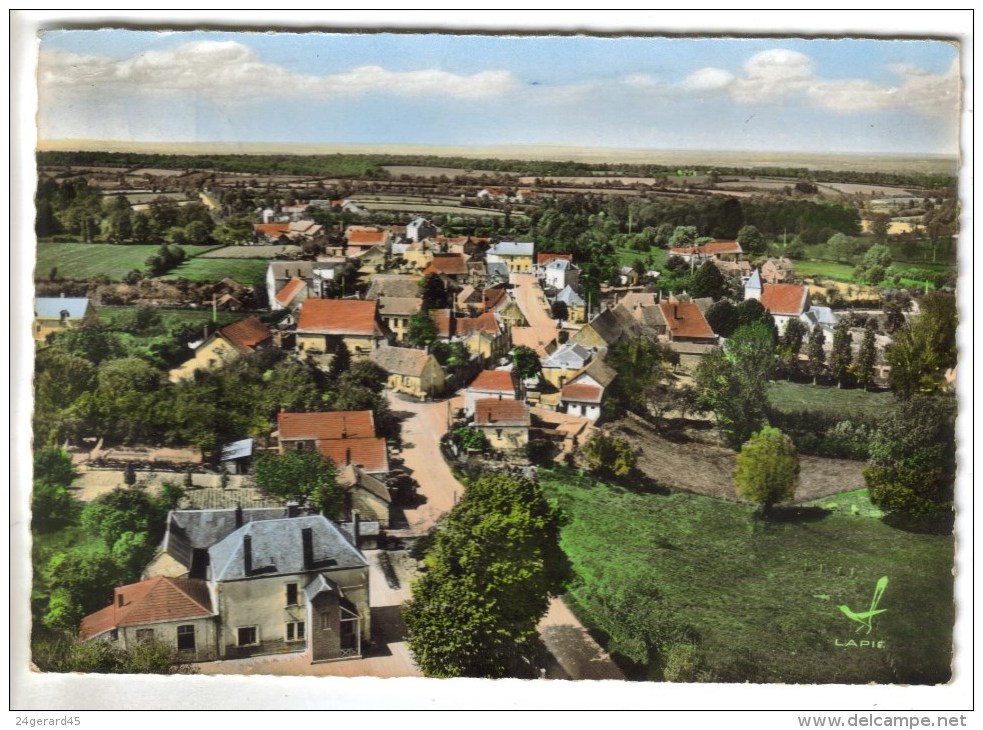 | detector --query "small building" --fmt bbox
[744,270,826,334]
[554,286,587,324]
[344,225,391,255]
[220,438,254,475]
[79,576,219,663]
[542,258,581,291]
[474,398,530,452]
[33,296,98,340]
[365,274,422,301]
[541,343,595,389]
[168,316,273,383]
[423,253,470,284]
[277,410,389,477]
[370,345,445,400]
[669,240,743,264]
[486,240,535,274]
[464,369,518,417]
[376,296,422,343]
[561,358,617,423]
[337,463,392,529]
[570,306,642,351]
[658,299,717,345]
[761,257,796,283]
[406,217,438,242]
